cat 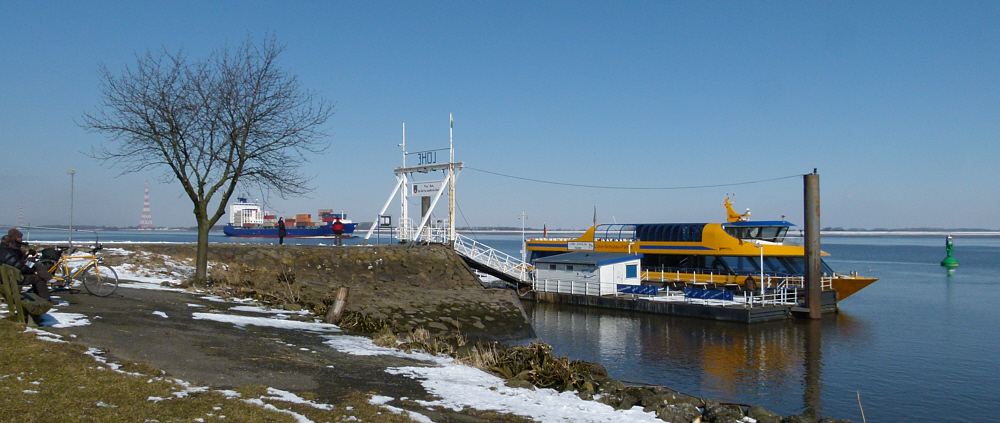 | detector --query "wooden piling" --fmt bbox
[325,287,350,324]
[804,171,822,319]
